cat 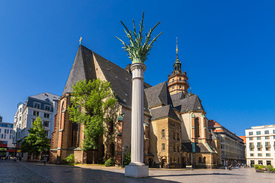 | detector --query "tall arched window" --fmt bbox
[203,157,206,164]
[195,118,200,137]
[162,129,165,138]
[110,143,115,157]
